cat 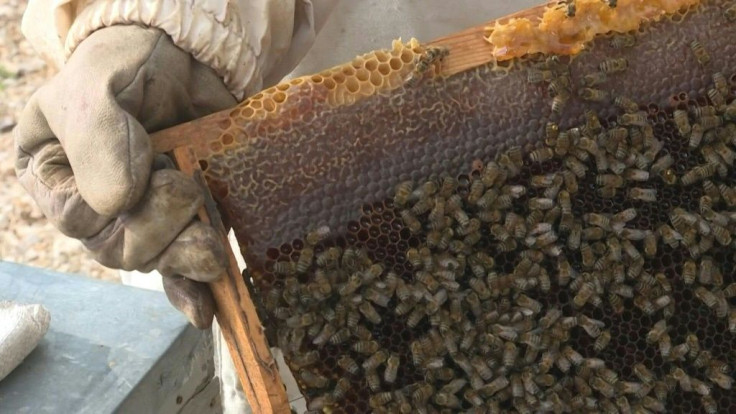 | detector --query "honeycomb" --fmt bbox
[189,0,736,412]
